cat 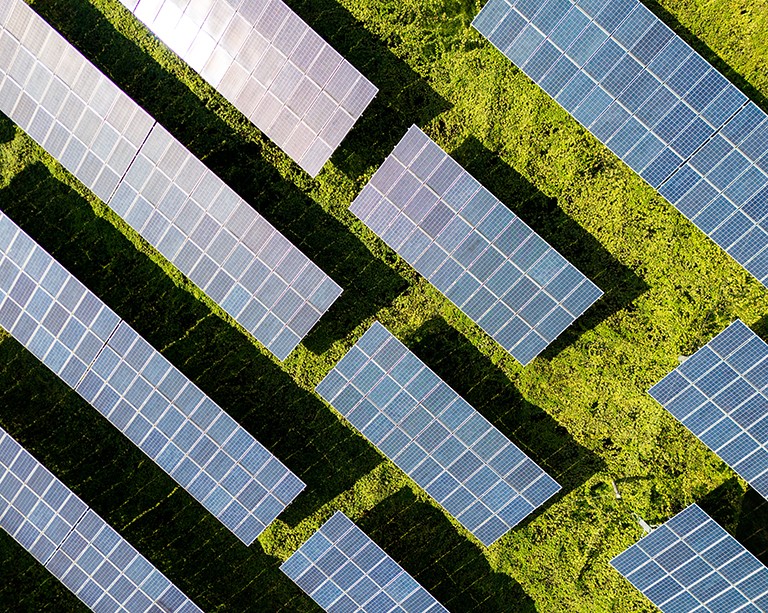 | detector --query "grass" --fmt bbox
[0,0,767,610]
